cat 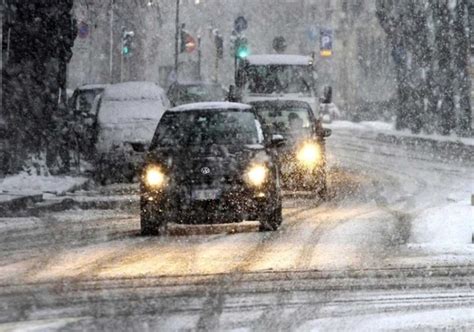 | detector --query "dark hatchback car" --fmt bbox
[140,102,284,236]
[167,82,227,107]
[251,100,331,197]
